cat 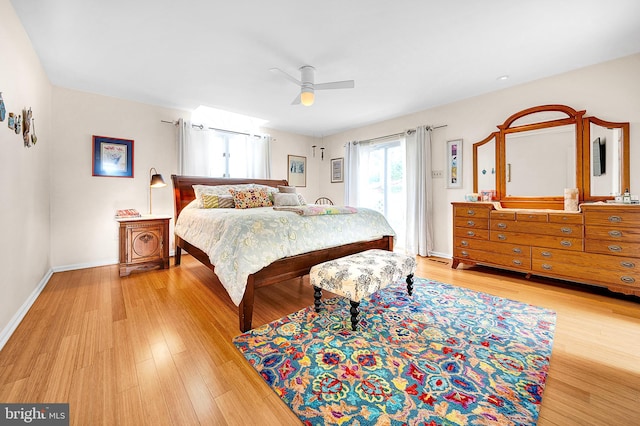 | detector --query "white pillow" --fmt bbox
[273,192,301,207]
